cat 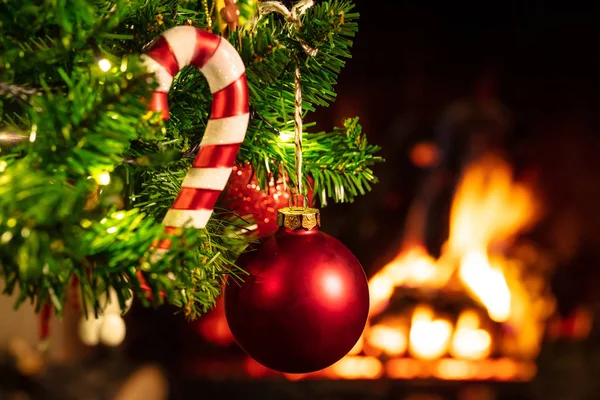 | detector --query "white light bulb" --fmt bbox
[29,124,37,142]
[97,171,111,186]
[98,59,112,72]
[278,131,294,142]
